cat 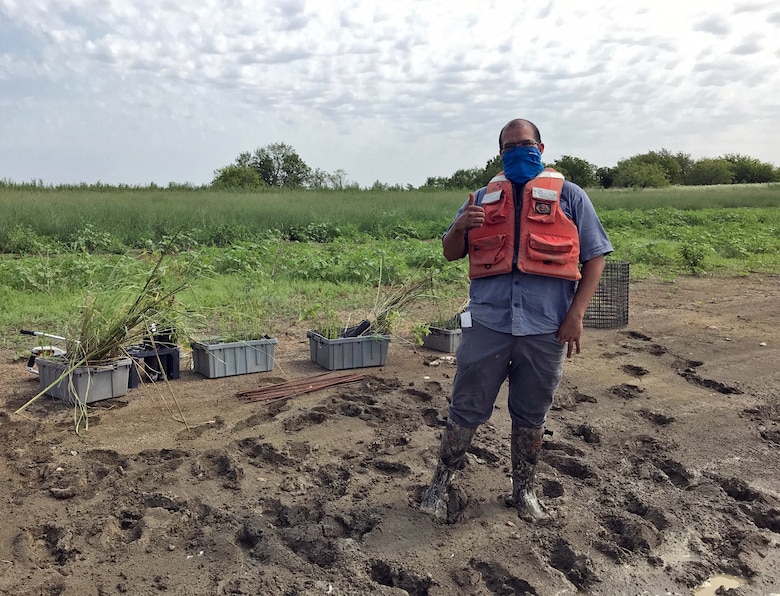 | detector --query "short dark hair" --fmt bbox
[499,119,542,149]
